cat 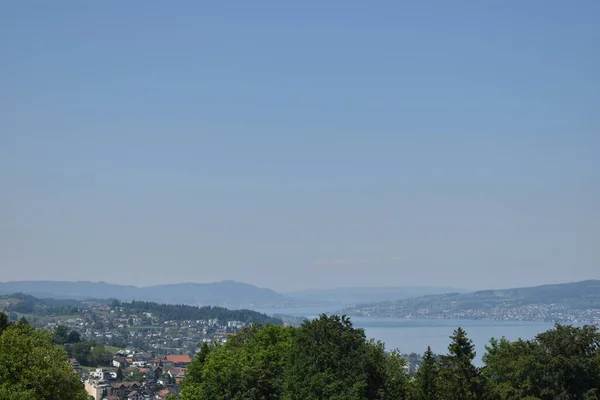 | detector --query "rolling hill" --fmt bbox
[341,280,600,322]
[286,285,468,305]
